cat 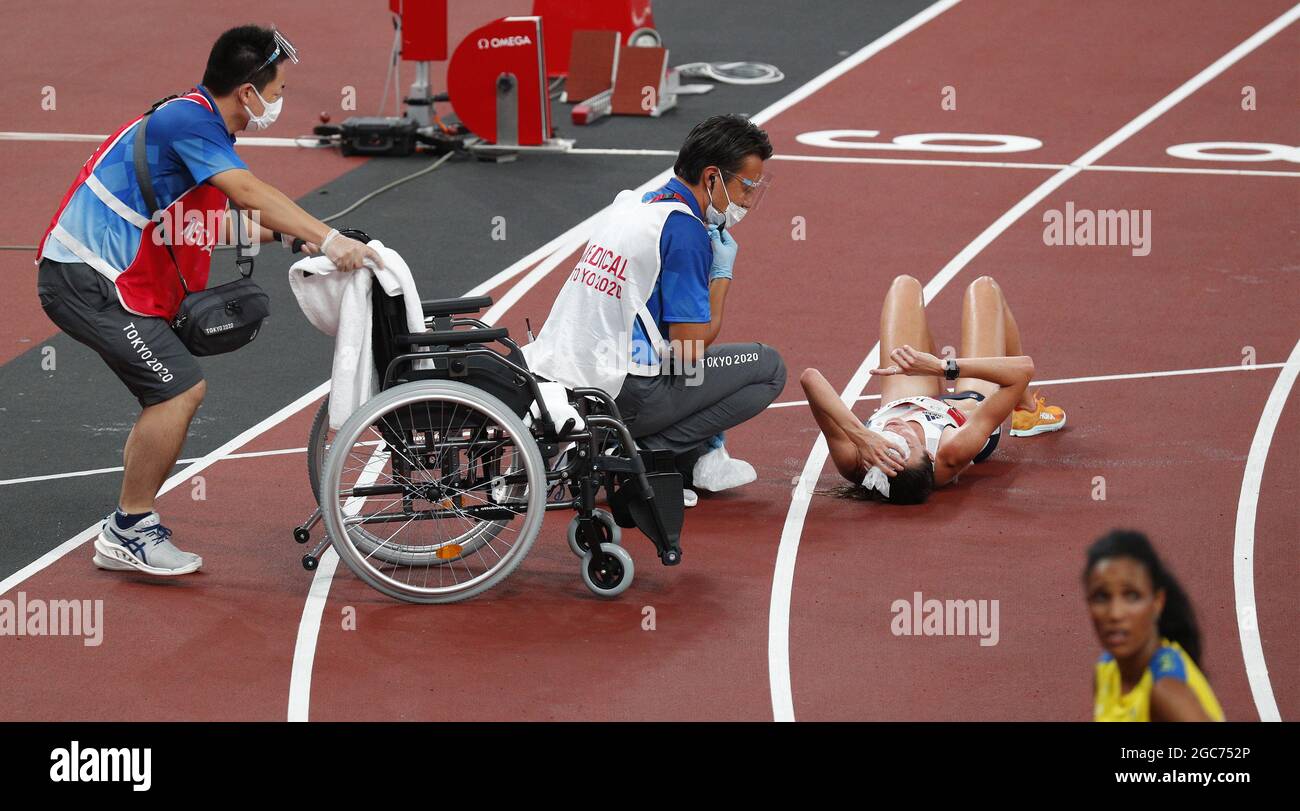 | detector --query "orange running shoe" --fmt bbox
[1011,391,1066,436]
